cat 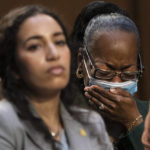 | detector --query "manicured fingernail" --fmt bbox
[84,92,88,96]
[110,88,117,93]
[84,87,88,91]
